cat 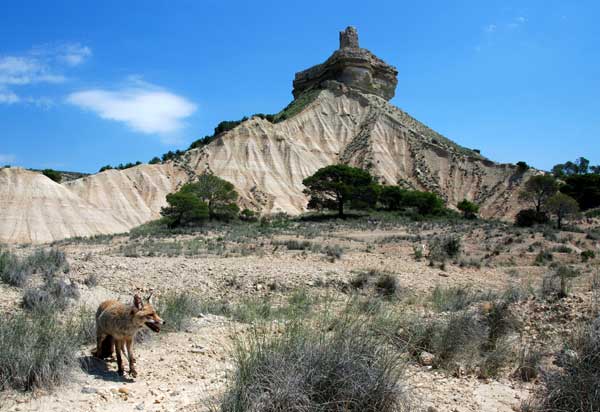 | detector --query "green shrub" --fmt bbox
[581,250,596,262]
[277,239,313,251]
[350,271,370,289]
[534,250,553,266]
[219,316,411,412]
[323,244,344,261]
[515,209,549,227]
[239,208,258,222]
[428,236,461,262]
[457,199,479,219]
[375,273,399,298]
